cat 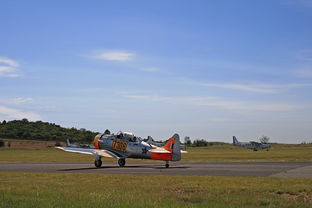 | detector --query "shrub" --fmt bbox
[0,139,4,147]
